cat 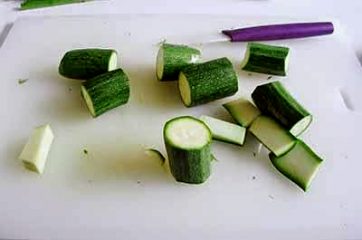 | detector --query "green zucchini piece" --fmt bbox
[241,42,290,76]
[178,57,238,107]
[269,140,323,191]
[200,115,246,146]
[252,81,312,136]
[145,148,166,165]
[20,0,91,10]
[59,48,118,80]
[163,116,212,184]
[18,124,54,174]
[249,115,296,157]
[223,98,261,127]
[81,69,130,117]
[156,43,201,81]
